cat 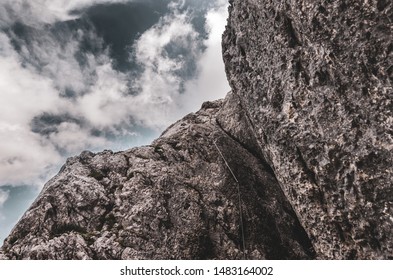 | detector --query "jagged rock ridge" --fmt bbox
[0,96,314,259]
[1,0,392,259]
